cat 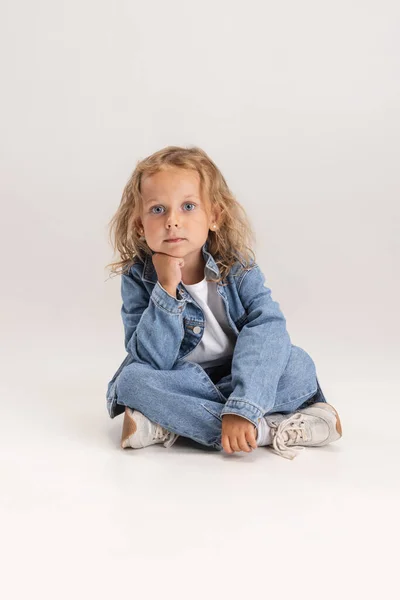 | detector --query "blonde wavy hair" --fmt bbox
[105,145,256,285]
